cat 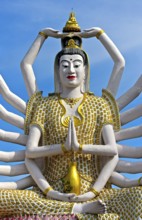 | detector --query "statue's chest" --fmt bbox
[44,98,98,144]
